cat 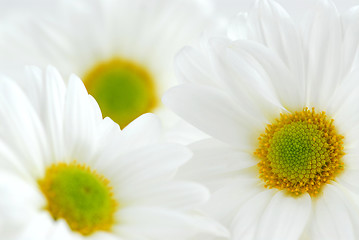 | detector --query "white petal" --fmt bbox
[0,139,33,179]
[341,151,359,171]
[227,12,248,40]
[63,74,98,163]
[175,46,216,85]
[43,66,66,162]
[337,169,359,195]
[119,113,162,151]
[326,69,359,145]
[302,0,343,108]
[202,177,261,226]
[163,83,262,149]
[327,68,359,117]
[95,117,122,156]
[231,189,276,240]
[341,6,359,75]
[208,38,285,118]
[177,138,257,187]
[112,228,148,240]
[0,172,44,226]
[255,191,311,240]
[0,78,48,177]
[87,232,121,240]
[17,212,54,240]
[22,66,46,116]
[164,119,209,145]
[87,94,103,124]
[124,181,209,210]
[8,207,78,240]
[103,143,191,194]
[228,39,303,112]
[248,0,304,83]
[116,207,228,239]
[309,184,359,239]
[183,214,230,239]
[48,220,81,240]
